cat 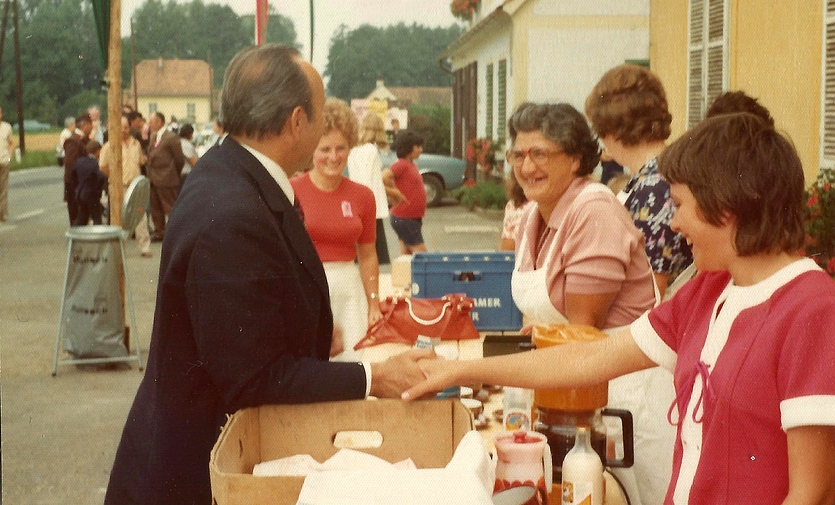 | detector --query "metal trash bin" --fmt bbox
[52,176,149,375]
